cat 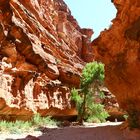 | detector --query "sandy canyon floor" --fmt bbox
[0,122,140,140]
